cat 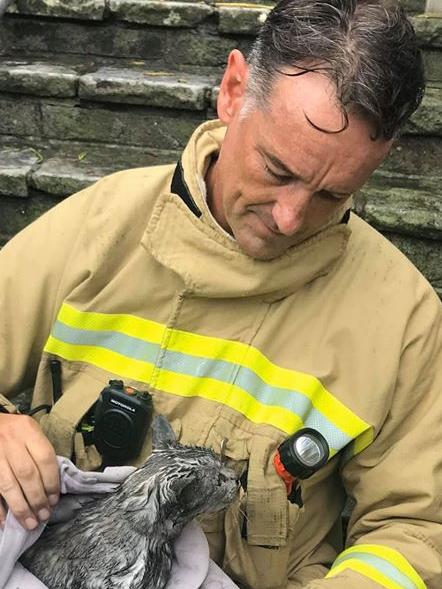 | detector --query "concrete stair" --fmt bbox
[0,0,440,296]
